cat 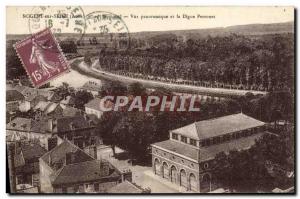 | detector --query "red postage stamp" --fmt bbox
[14,28,69,87]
